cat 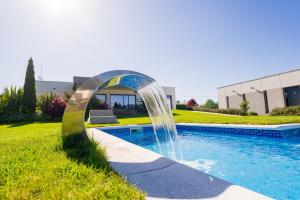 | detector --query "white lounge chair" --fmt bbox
[88,110,117,124]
